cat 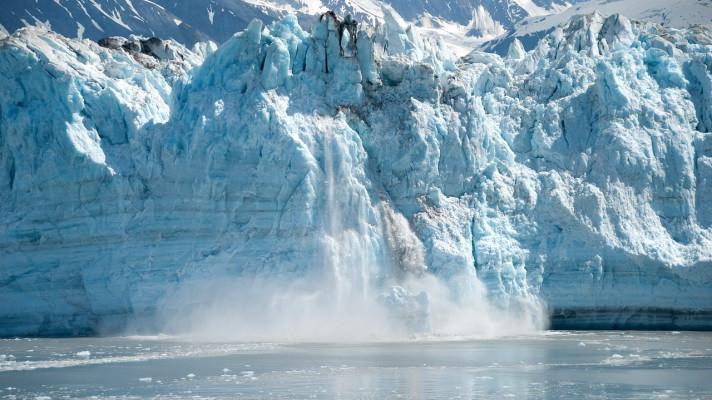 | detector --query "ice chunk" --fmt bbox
[75,351,91,359]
